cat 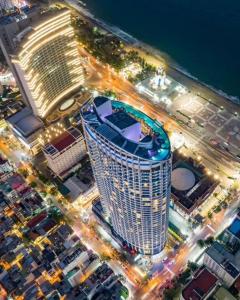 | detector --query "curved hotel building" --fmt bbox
[0,0,24,12]
[81,97,172,256]
[11,9,84,118]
